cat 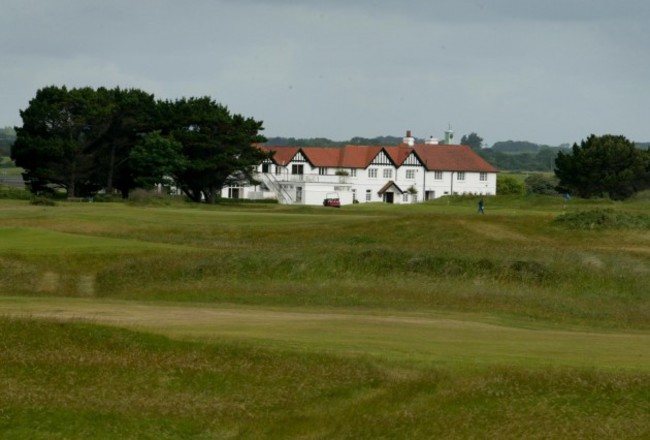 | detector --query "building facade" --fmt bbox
[221,132,499,206]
